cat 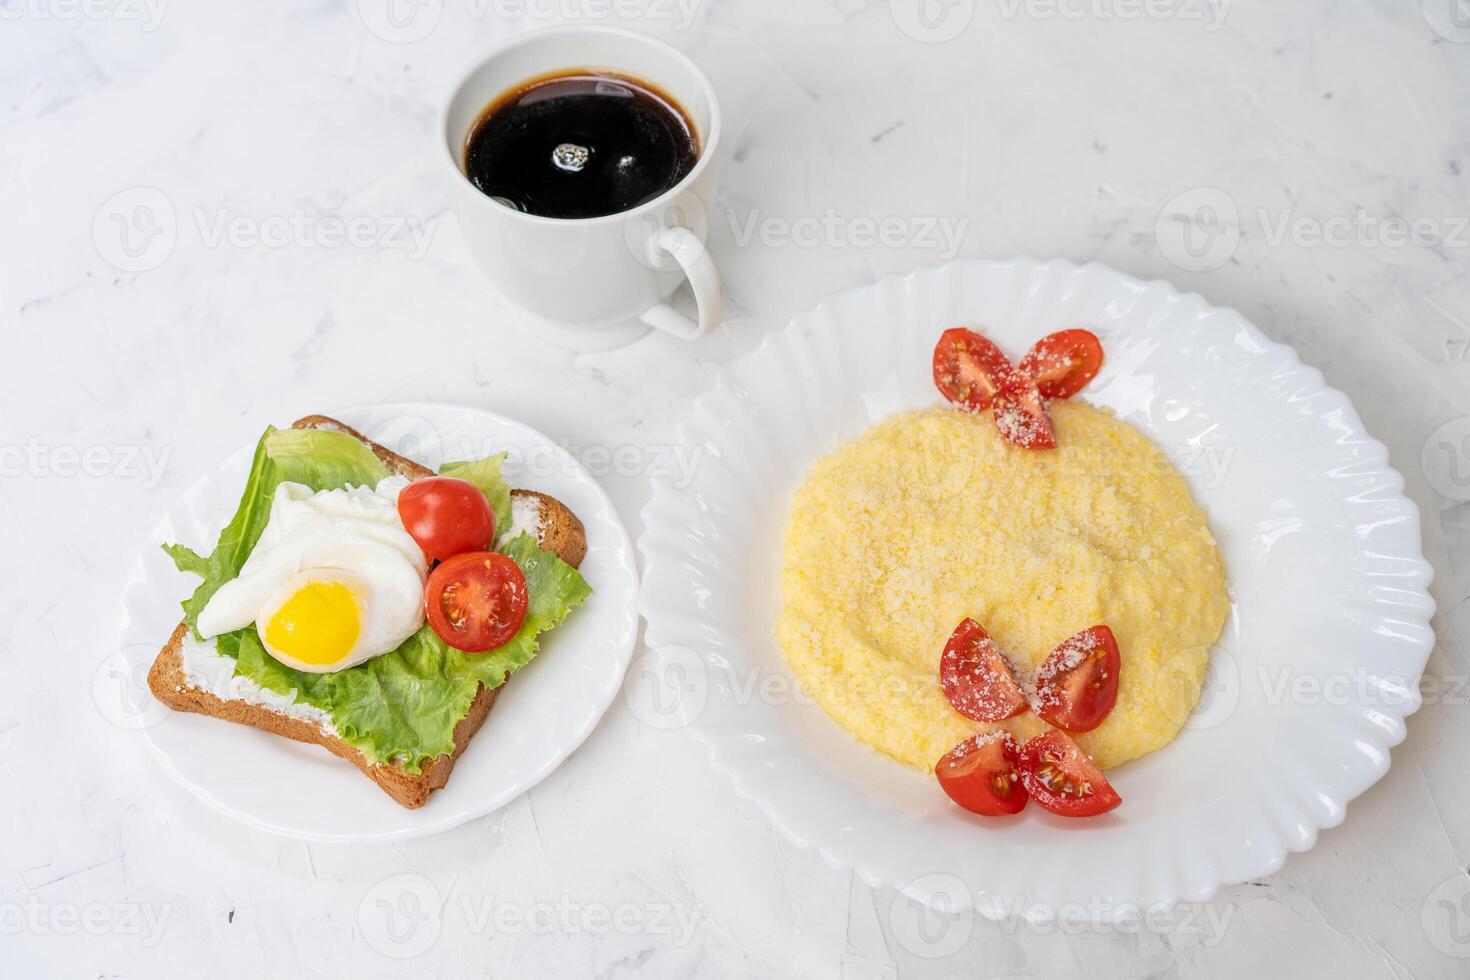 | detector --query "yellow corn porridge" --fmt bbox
[775,402,1229,771]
